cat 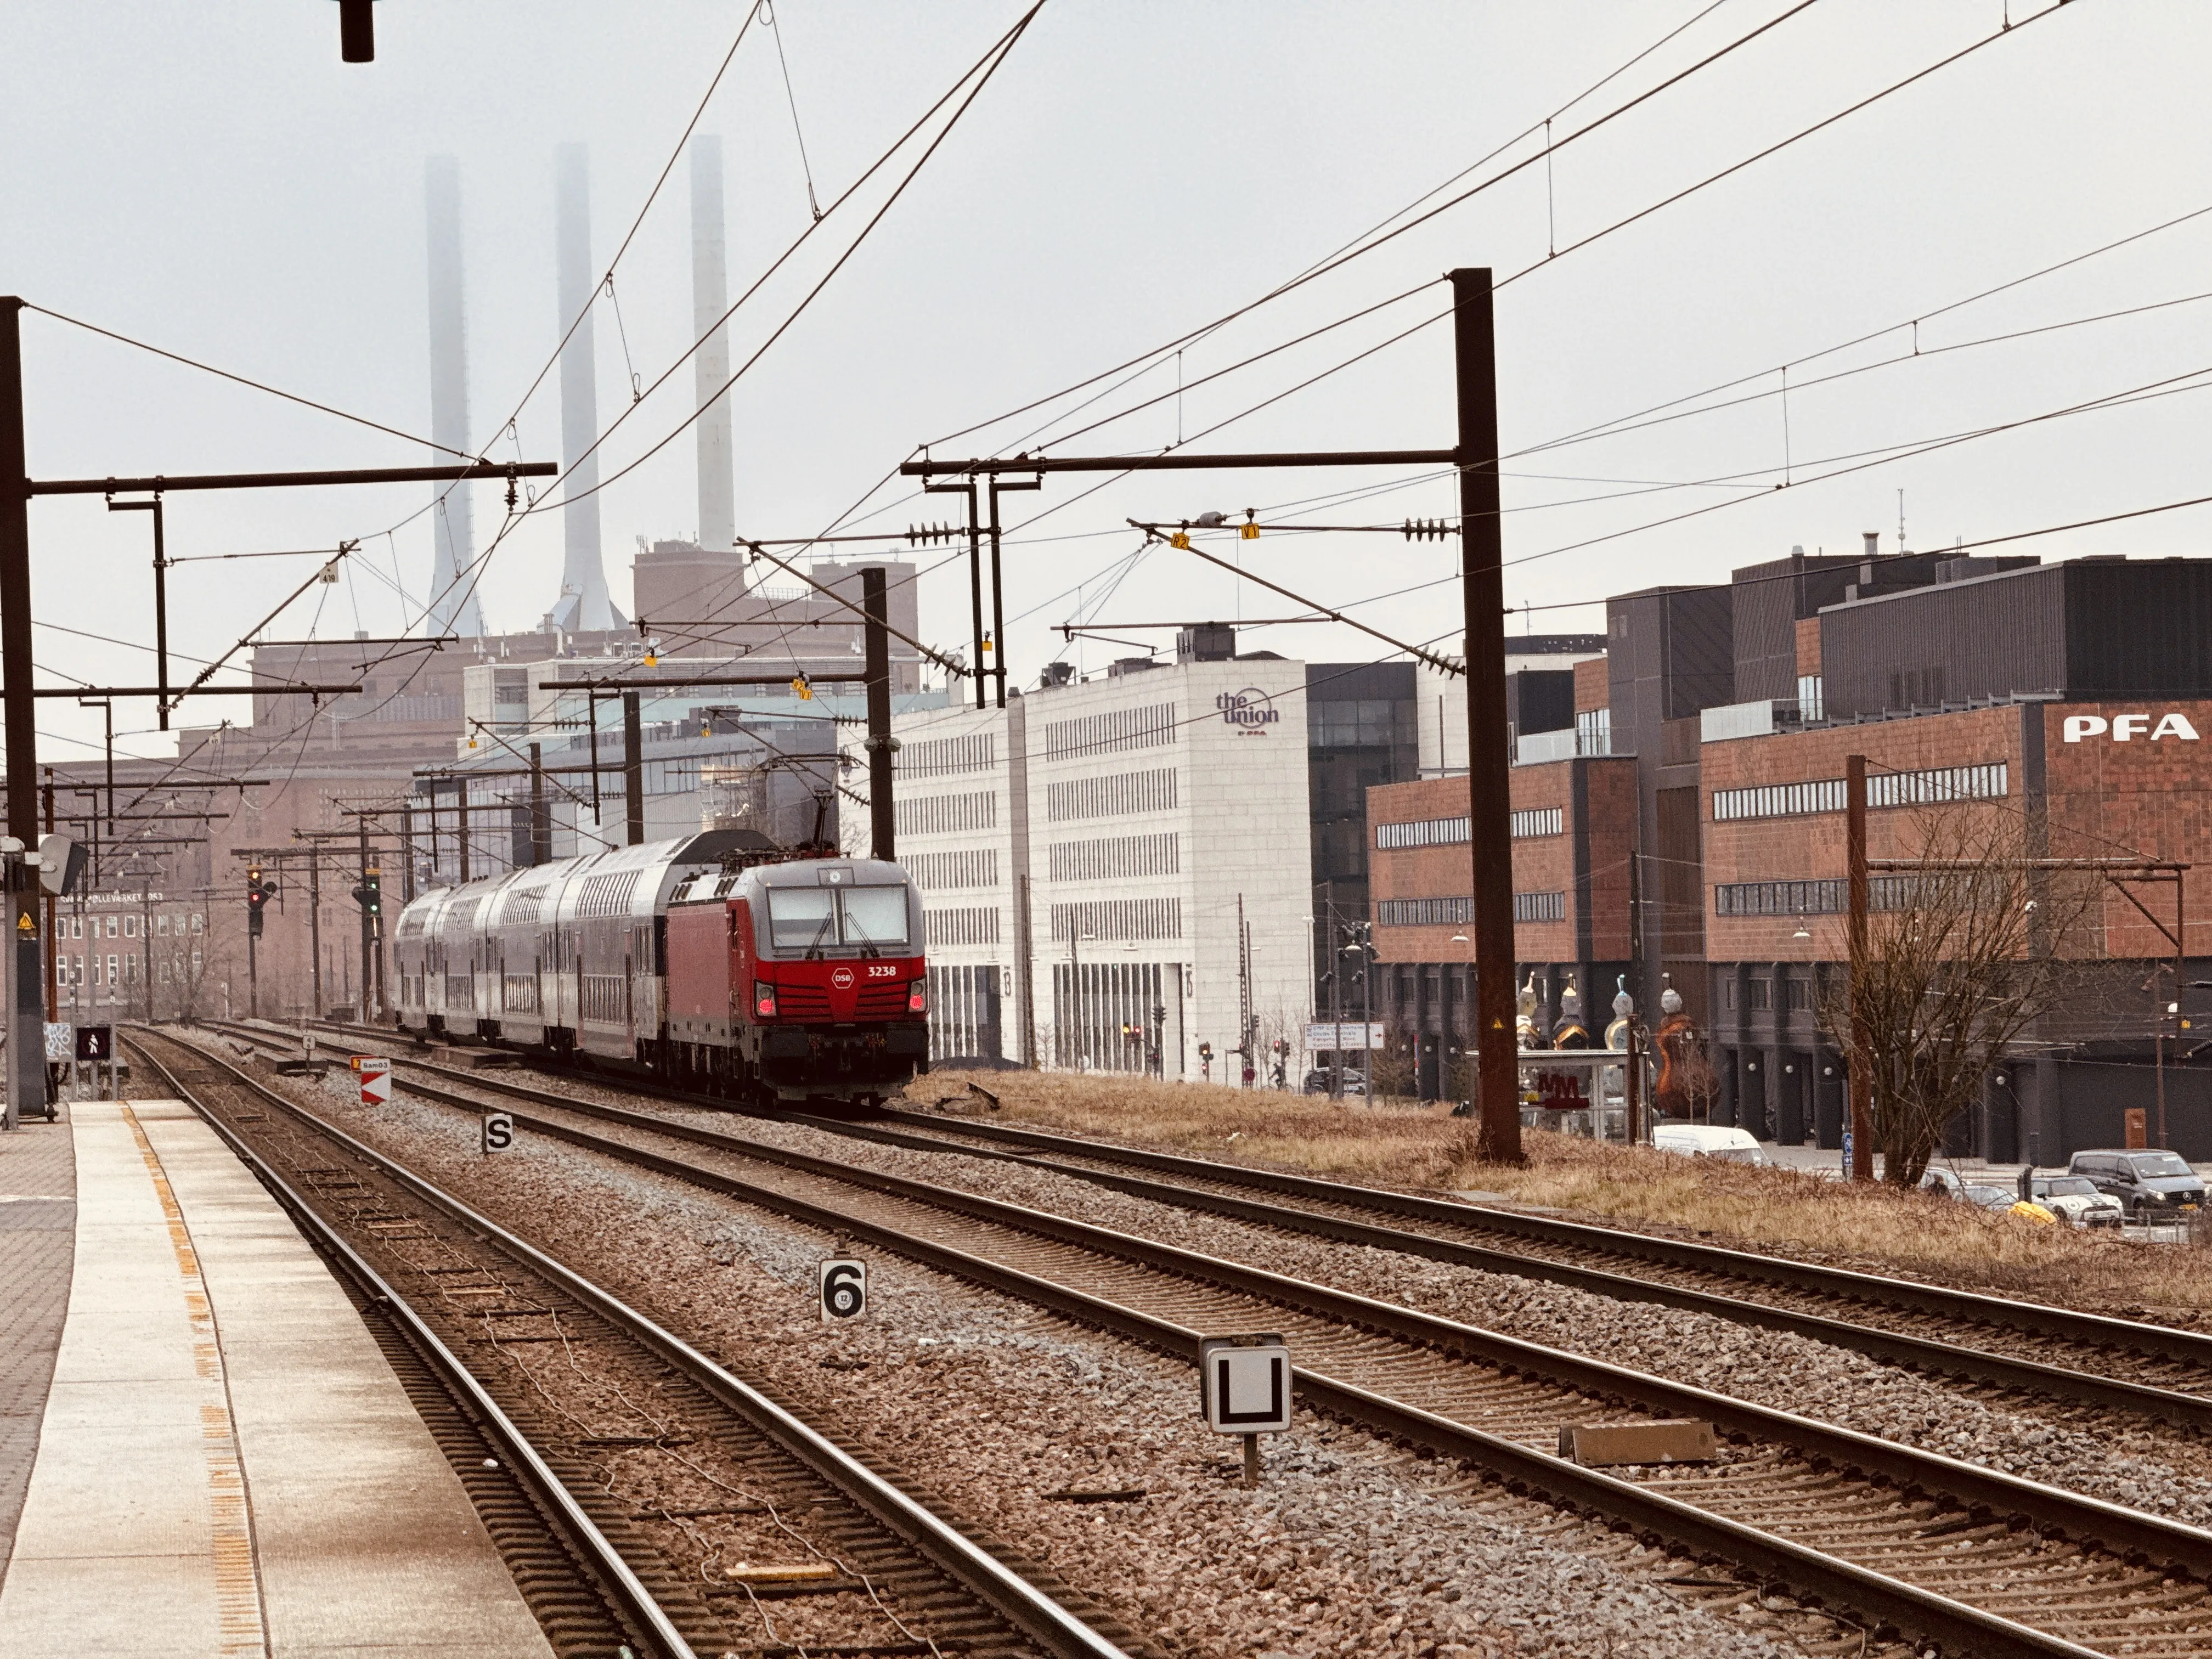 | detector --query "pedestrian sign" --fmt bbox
[75,1025,112,1063]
